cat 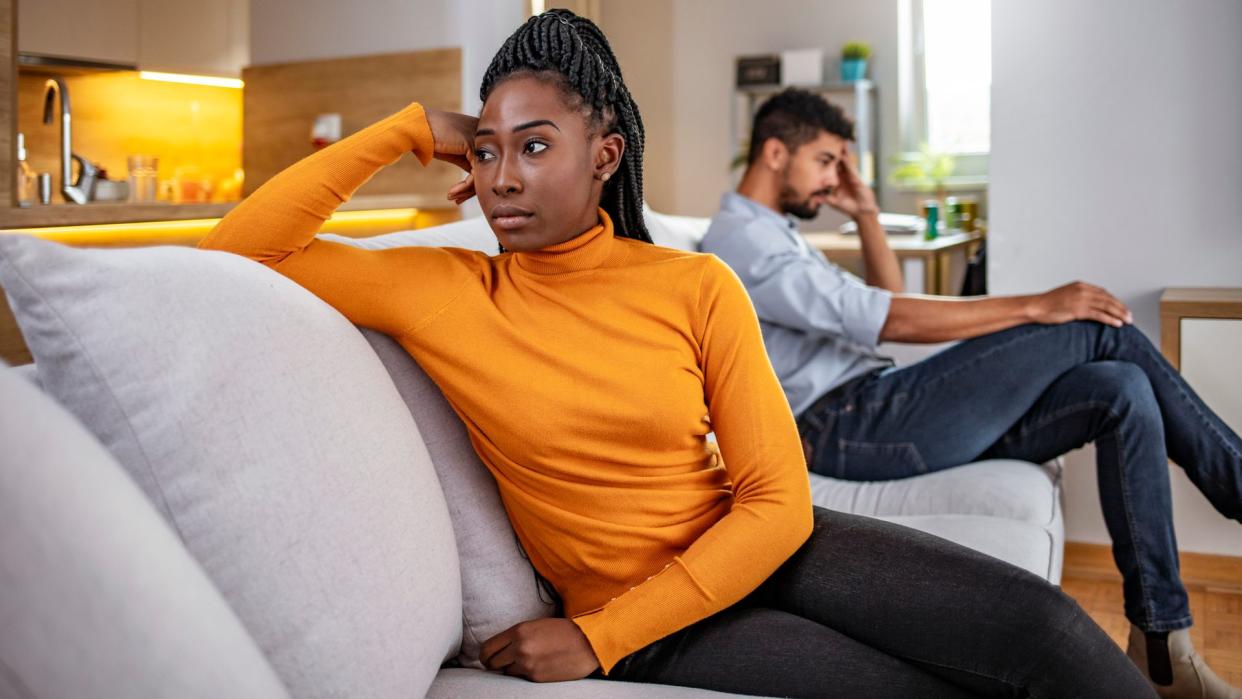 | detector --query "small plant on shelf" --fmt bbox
[842,41,871,61]
[840,41,871,81]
